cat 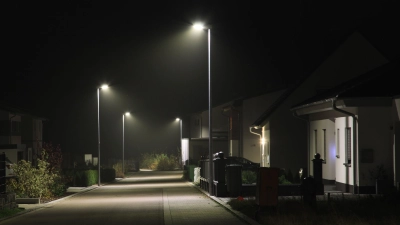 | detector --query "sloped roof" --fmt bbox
[0,101,48,120]
[250,28,396,127]
[250,83,300,127]
[291,58,400,111]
